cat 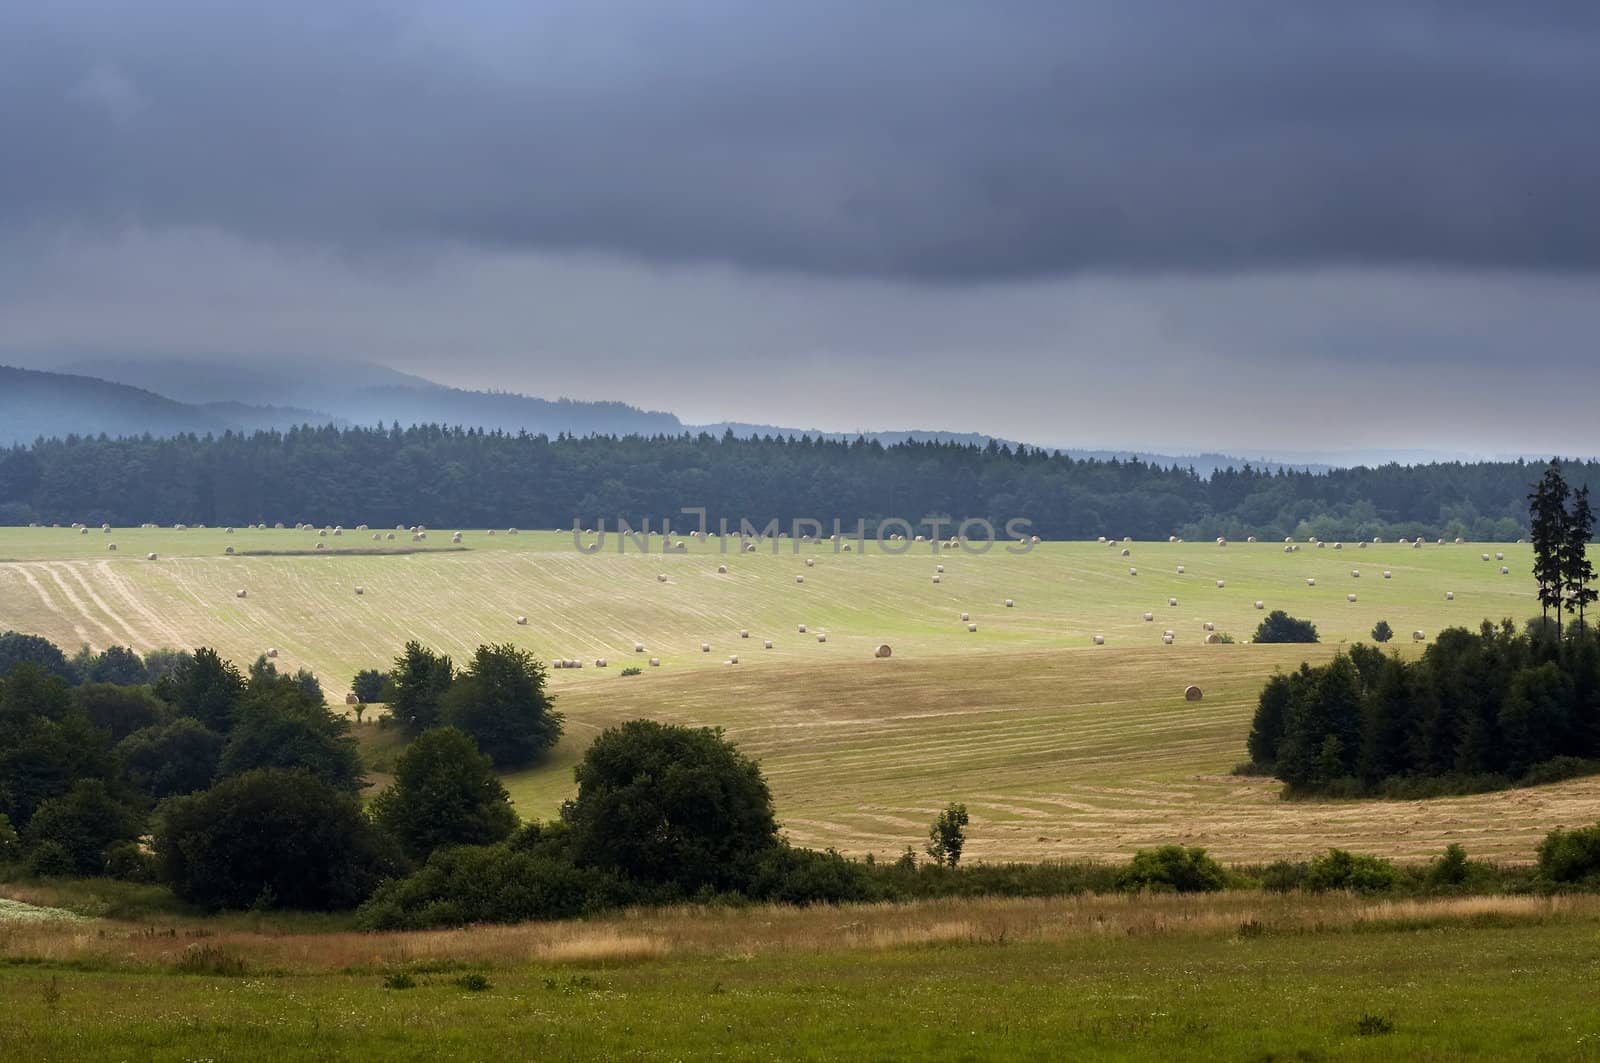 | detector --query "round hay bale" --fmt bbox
[764,639,773,649]
[634,642,644,652]
[146,552,157,560]
[960,612,970,622]
[78,526,88,535]
[1097,536,1106,543]
[1283,545,1293,553]
[354,586,364,595]
[1203,621,1215,631]
[842,544,852,552]
[266,648,278,658]
[657,574,668,583]
[718,564,728,574]
[936,564,944,573]
[1358,541,1367,549]
[1169,597,1178,606]
[1123,536,1132,543]
[1351,570,1360,578]
[1121,548,1131,557]
[595,658,607,668]
[1217,537,1227,546]
[1184,685,1203,701]
[1413,630,1426,642]
[318,529,327,537]
[224,545,234,555]
[107,543,117,551]
[1092,634,1105,645]
[236,589,247,598]
[1333,542,1342,550]
[674,541,686,551]
[372,533,382,540]
[1254,600,1264,609]
[797,624,807,633]
[1163,634,1174,644]
[1215,579,1225,588]
[1481,553,1490,562]
[1247,536,1257,543]
[1129,567,1138,576]
[967,623,977,632]
[1501,566,1509,574]
[1306,577,1316,586]
[1445,591,1454,600]
[1170,535,1179,543]
[797,575,806,584]
[1176,565,1185,573]
[516,616,528,625]
[931,575,940,584]
[805,558,815,567]
[1316,541,1325,549]
[316,542,326,550]
[1496,551,1505,561]
[701,642,711,653]
[1383,570,1392,579]
[1205,633,1222,644]
[728,655,739,665]
[816,633,827,643]
[649,657,661,666]
[1031,535,1041,544]
[1347,593,1357,602]
[1144,611,1154,621]
[745,543,757,553]
[740,629,749,638]
[1004,598,1014,607]
[451,532,462,543]
[875,644,892,658]
[1285,537,1294,544]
